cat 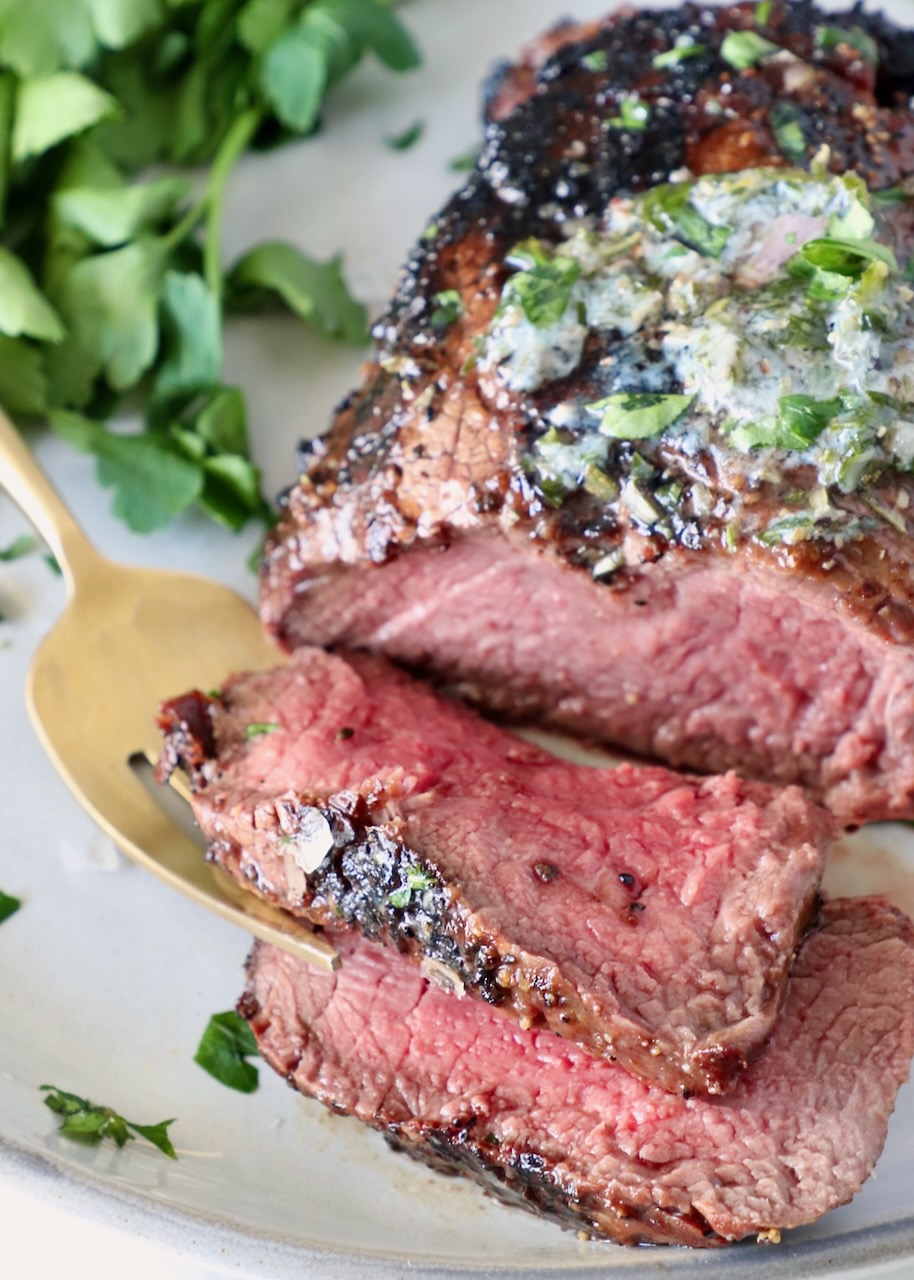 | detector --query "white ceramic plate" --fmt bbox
[2,2,913,1276]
